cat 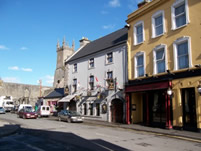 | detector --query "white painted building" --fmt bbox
[61,28,128,123]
